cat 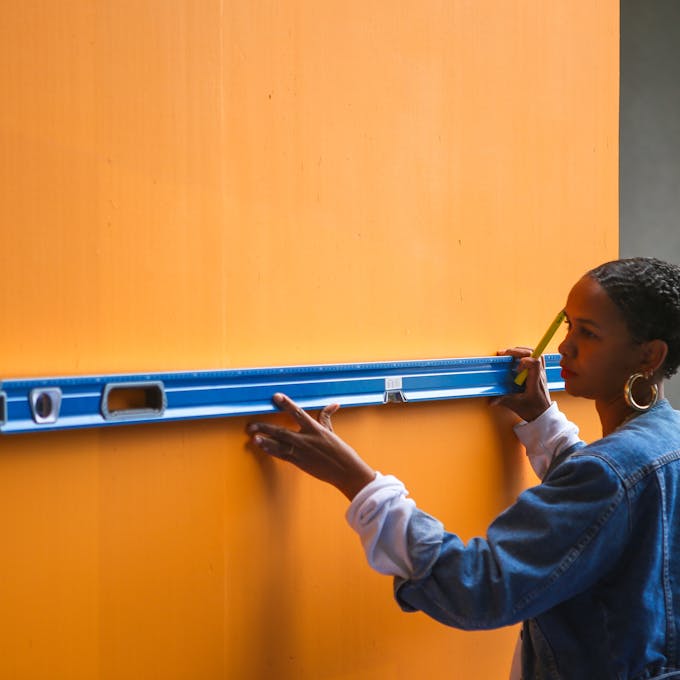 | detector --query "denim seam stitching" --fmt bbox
[659,470,677,665]
[578,448,680,490]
